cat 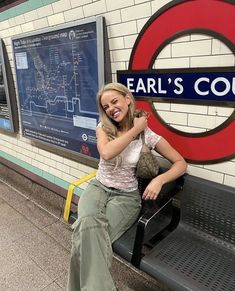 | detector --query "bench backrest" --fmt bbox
[180,175,235,248]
